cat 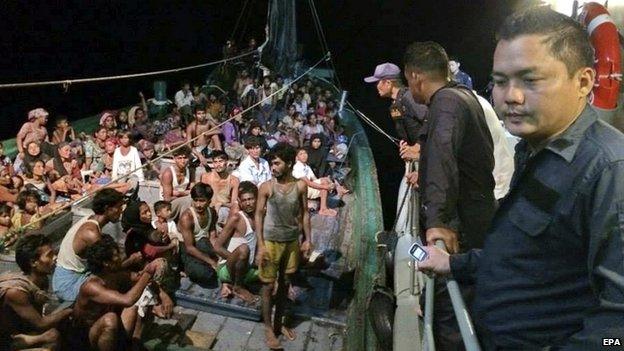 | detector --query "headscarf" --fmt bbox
[305,133,329,177]
[99,111,116,127]
[27,108,48,121]
[121,200,152,233]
